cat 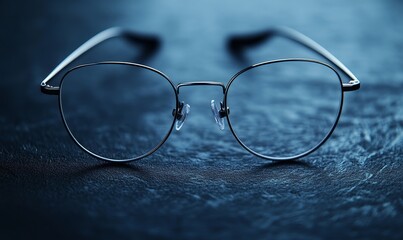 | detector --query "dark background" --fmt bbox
[1,0,402,239]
